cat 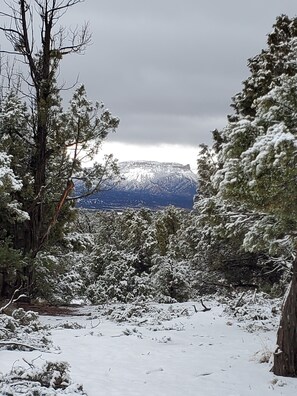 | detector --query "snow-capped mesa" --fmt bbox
[78,161,197,210]
[119,161,197,192]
